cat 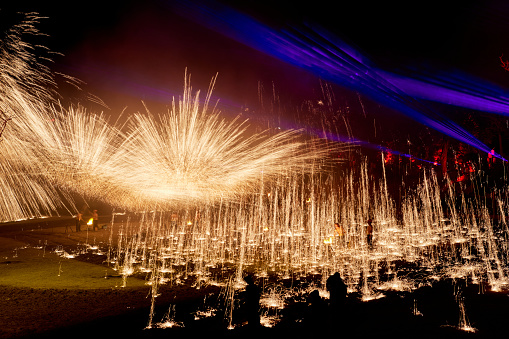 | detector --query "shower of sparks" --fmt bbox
[0,14,329,221]
[94,160,508,330]
[109,72,325,208]
[0,13,70,221]
[1,11,509,335]
[44,72,327,211]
